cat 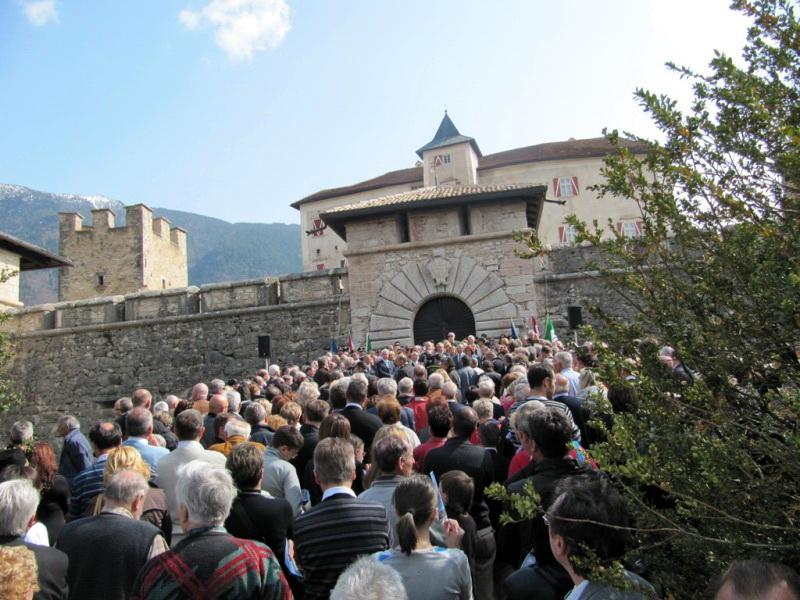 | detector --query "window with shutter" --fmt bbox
[316,263,325,271]
[559,225,578,244]
[312,219,324,237]
[618,221,643,238]
[553,176,579,198]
